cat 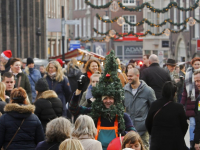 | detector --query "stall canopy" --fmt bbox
[49,49,105,60]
